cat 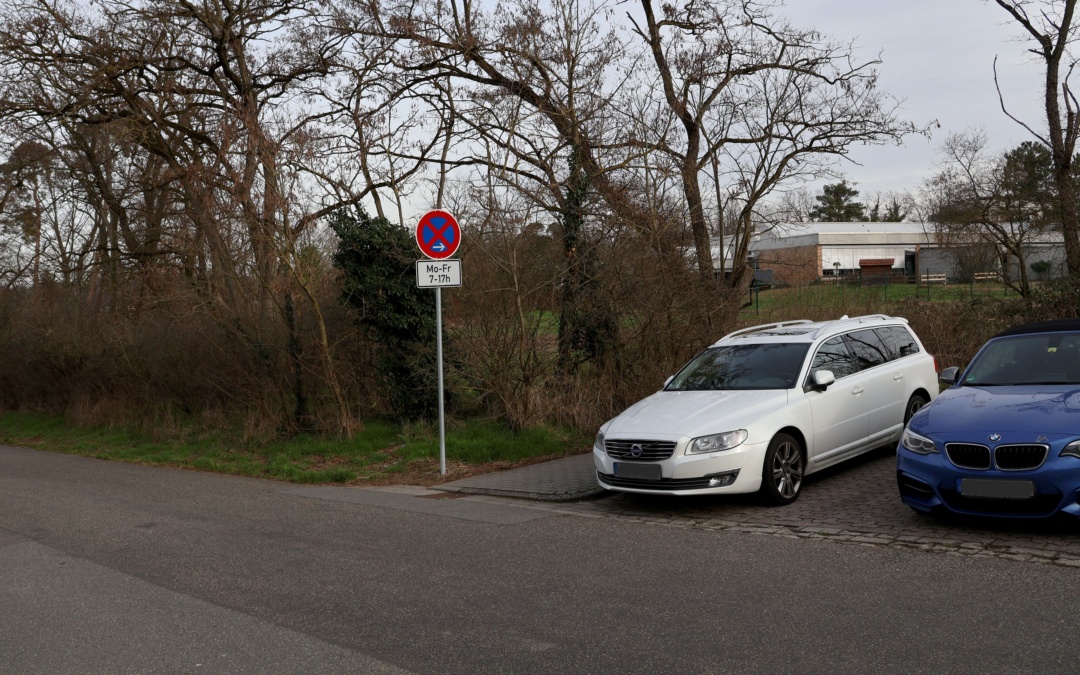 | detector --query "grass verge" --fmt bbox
[0,412,592,486]
[738,280,1017,321]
